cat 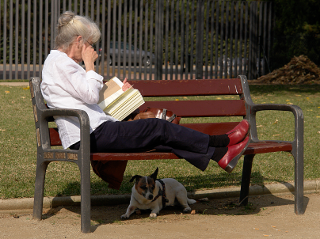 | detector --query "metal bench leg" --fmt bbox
[294,149,304,214]
[239,154,255,206]
[33,161,48,220]
[80,161,91,233]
